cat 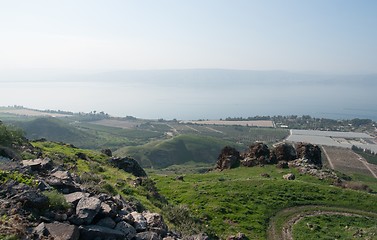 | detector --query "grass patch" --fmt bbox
[293,214,377,240]
[152,166,377,239]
